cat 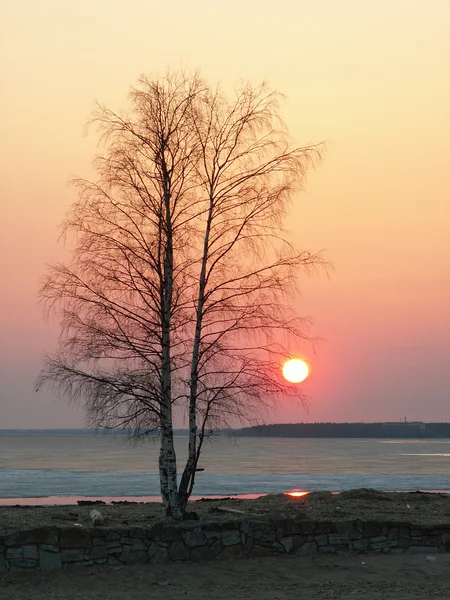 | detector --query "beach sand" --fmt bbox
[1,553,450,599]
